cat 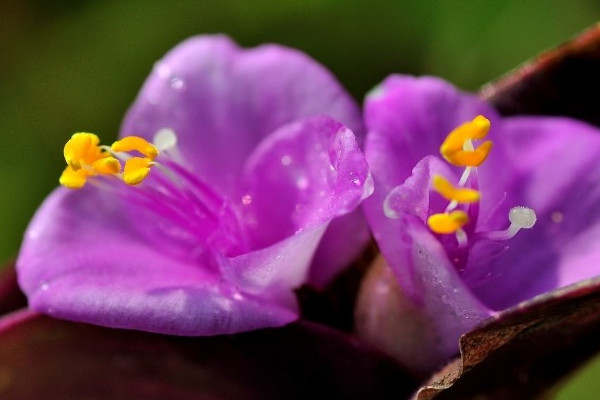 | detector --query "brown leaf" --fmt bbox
[415,277,600,400]
[481,24,600,126]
